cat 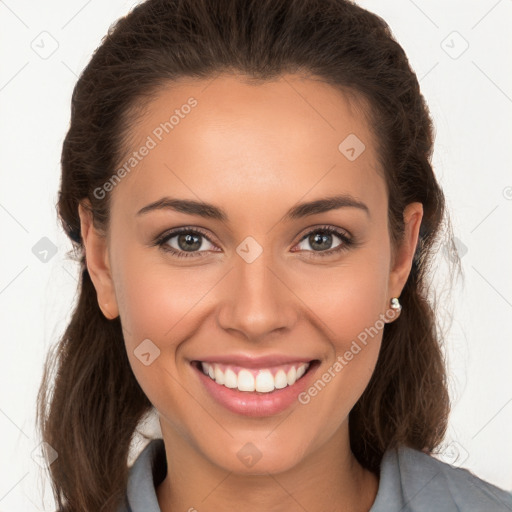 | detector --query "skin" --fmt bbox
[79,73,422,512]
